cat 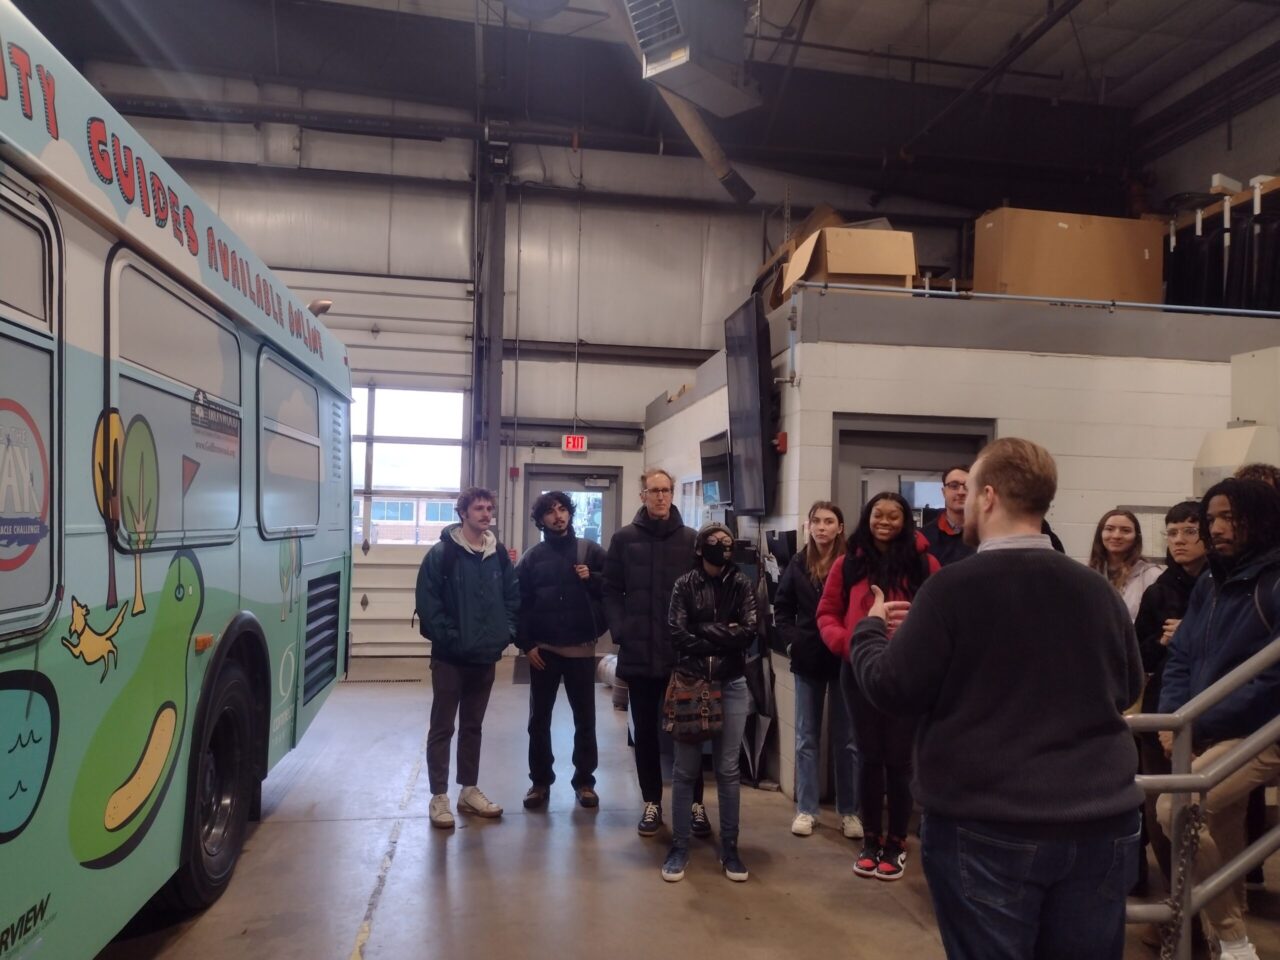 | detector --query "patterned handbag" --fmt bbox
[662,668,723,743]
